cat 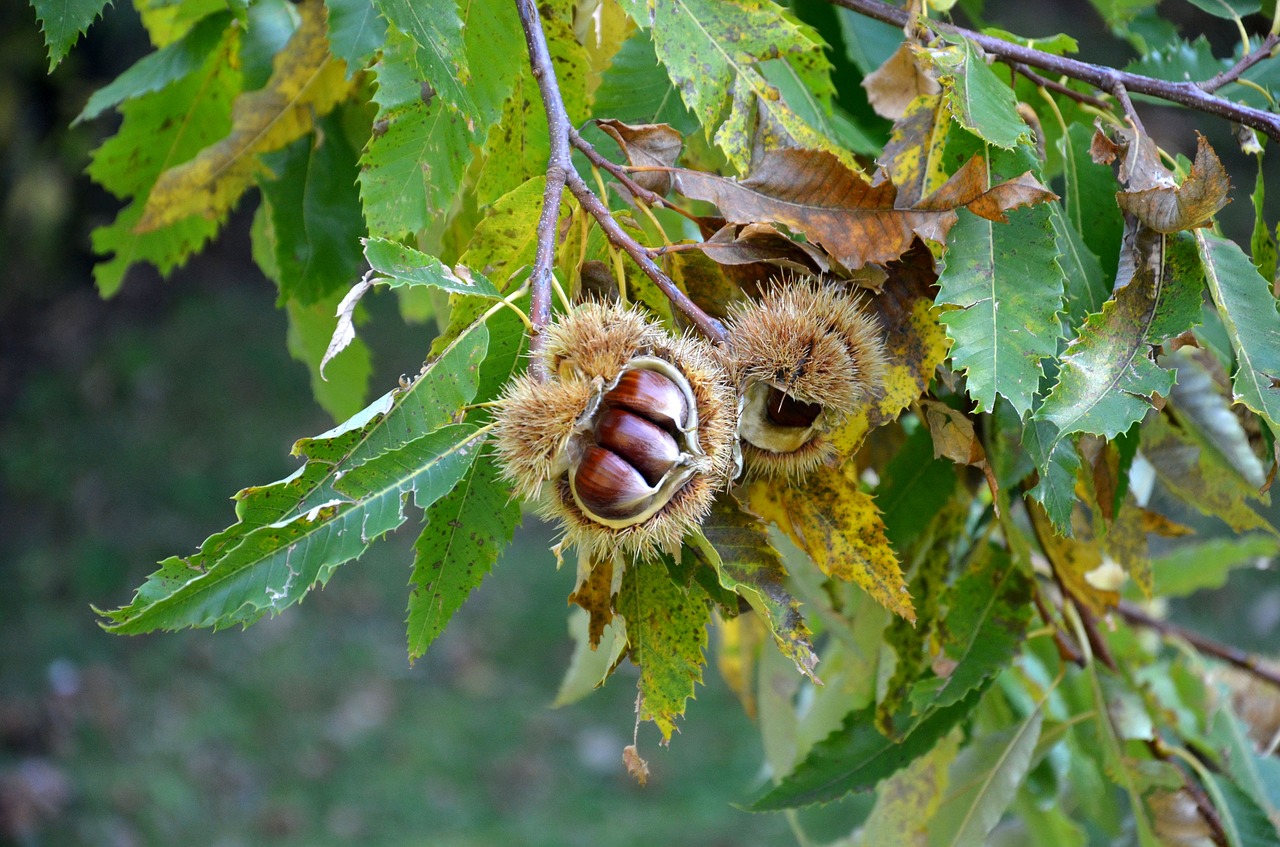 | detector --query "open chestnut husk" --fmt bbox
[493,302,737,558]
[728,279,888,478]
